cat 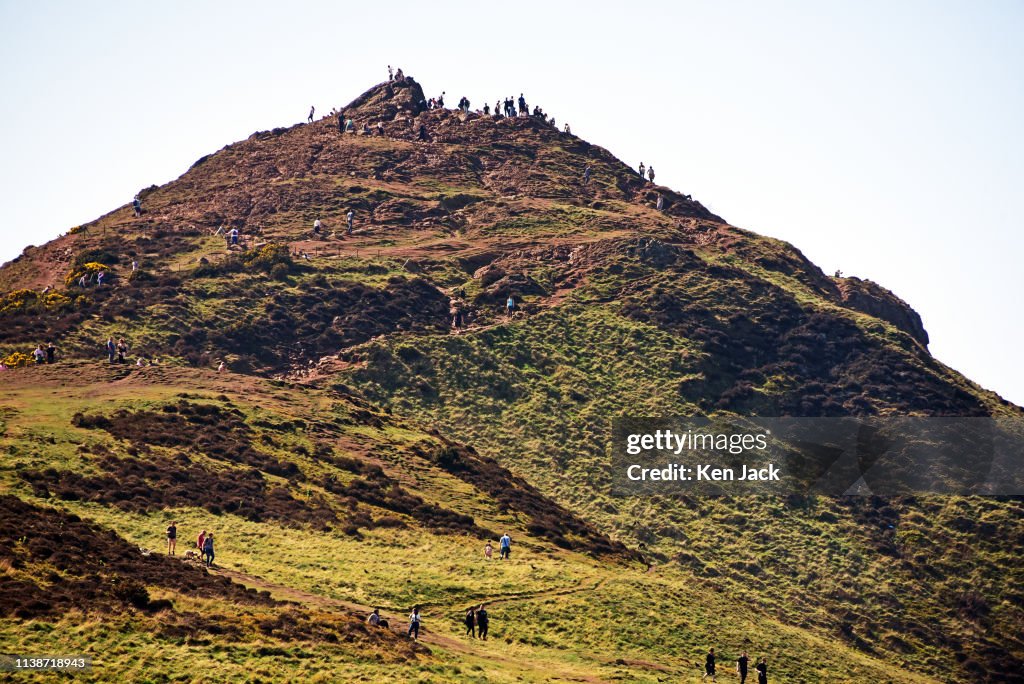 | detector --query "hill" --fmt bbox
[1,76,1022,683]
